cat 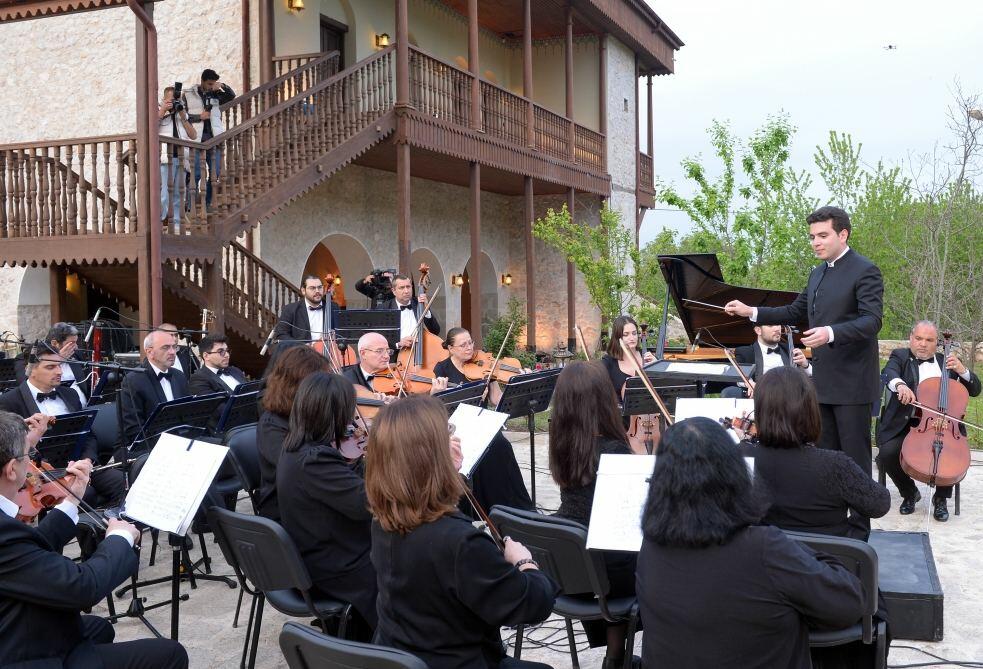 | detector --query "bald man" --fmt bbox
[119,330,190,449]
[340,333,447,395]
